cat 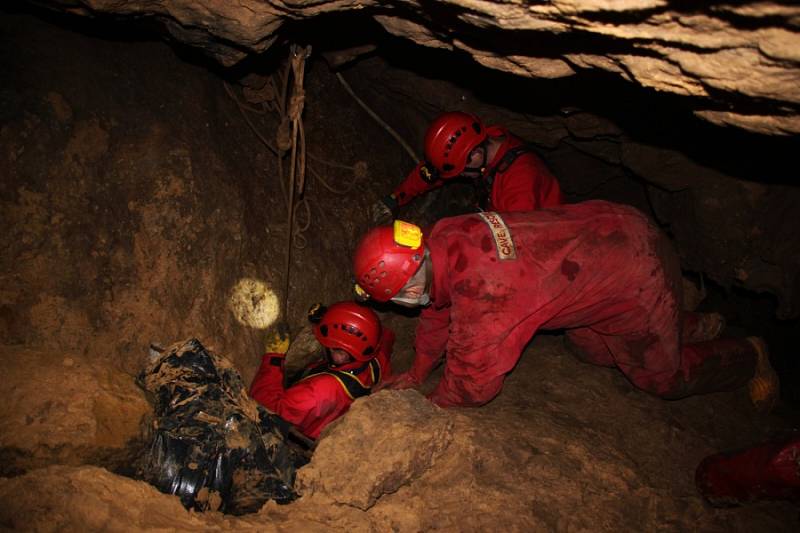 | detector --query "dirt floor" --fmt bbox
[1,6,798,532]
[2,336,798,531]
